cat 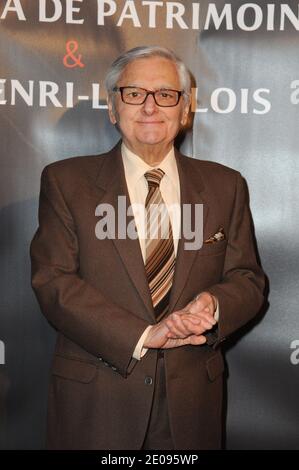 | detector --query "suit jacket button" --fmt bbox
[145,376,153,385]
